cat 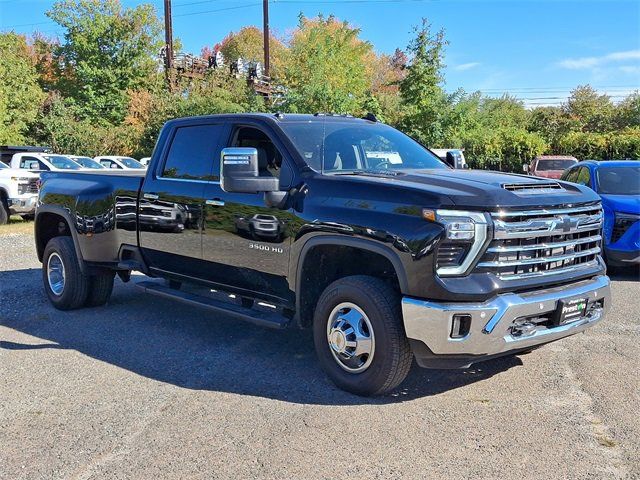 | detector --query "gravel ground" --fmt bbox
[1,230,639,479]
